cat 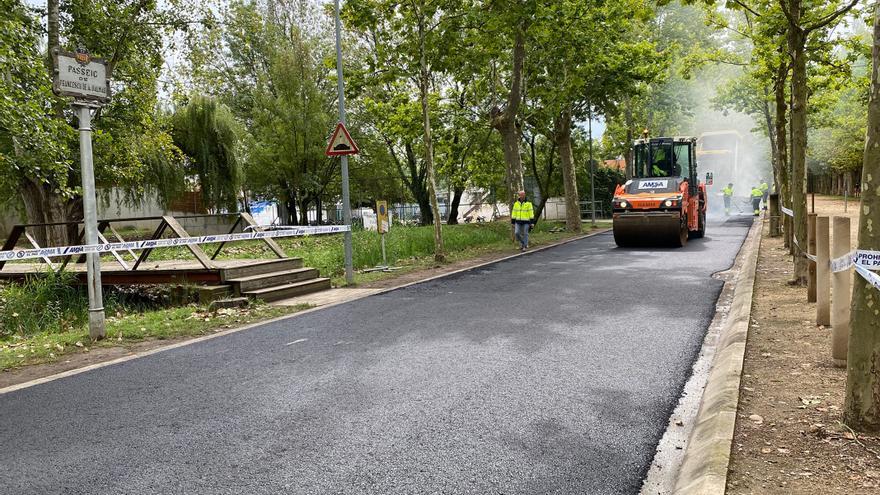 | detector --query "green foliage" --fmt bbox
[580,166,627,216]
[172,94,243,211]
[0,0,75,200]
[186,1,339,221]
[1,0,192,236]
[0,272,87,337]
